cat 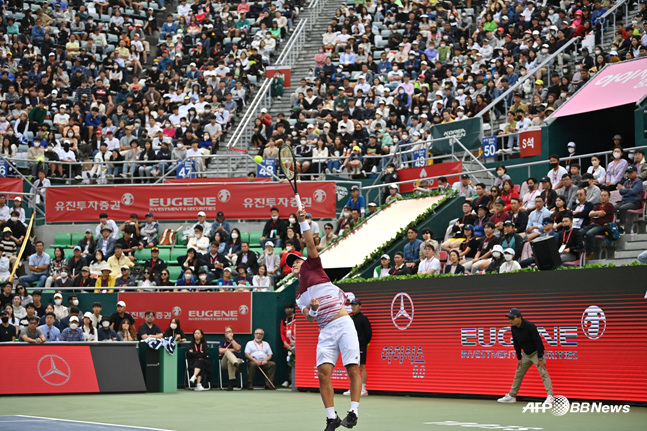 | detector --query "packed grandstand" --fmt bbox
[0,0,645,297]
